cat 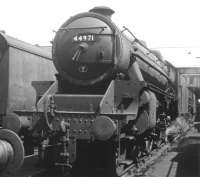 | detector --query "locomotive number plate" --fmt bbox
[73,34,95,42]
